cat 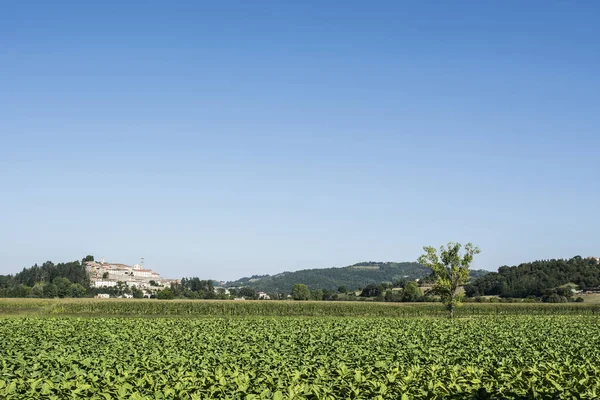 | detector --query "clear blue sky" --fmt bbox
[1,1,598,281]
